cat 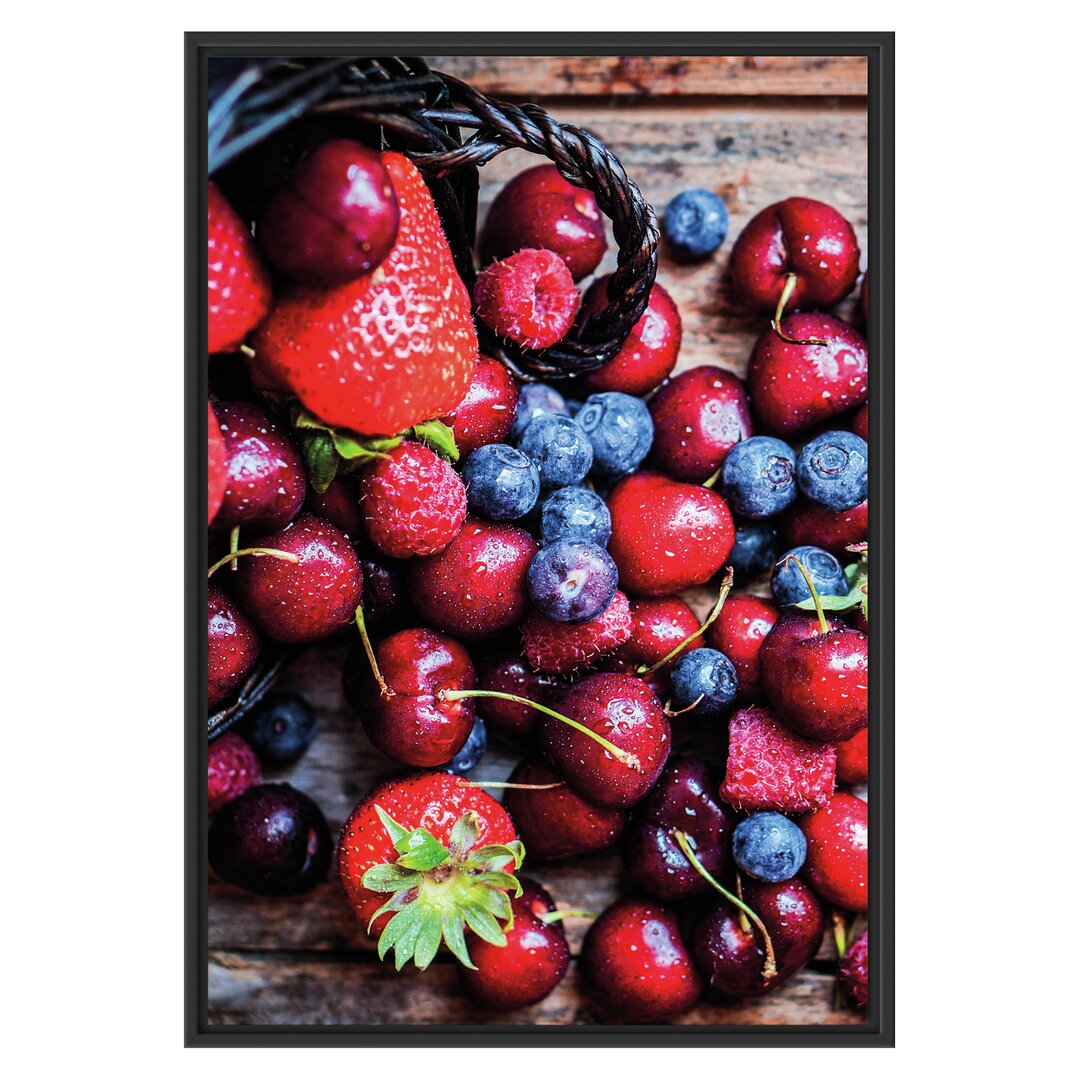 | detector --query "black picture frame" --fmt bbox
[187,31,894,1047]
